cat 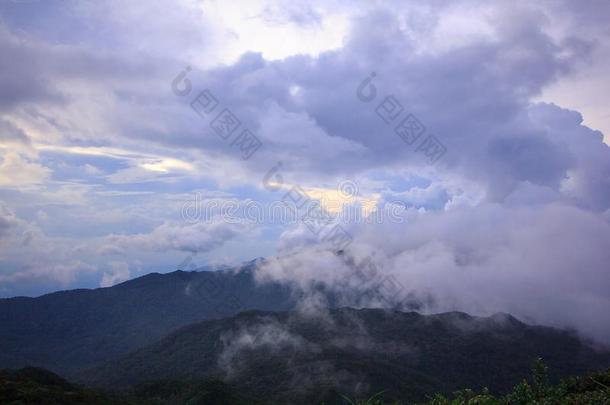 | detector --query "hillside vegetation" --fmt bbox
[1,361,608,404]
[82,308,610,404]
[0,264,294,375]
[346,360,610,404]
